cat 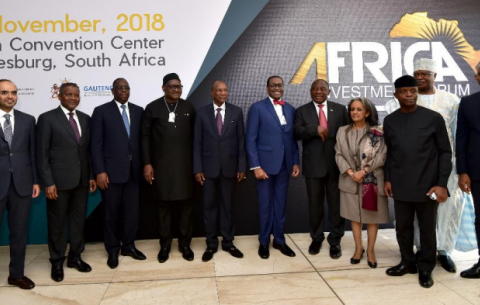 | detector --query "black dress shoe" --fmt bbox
[308,240,322,255]
[258,244,270,259]
[67,258,92,273]
[437,254,456,273]
[330,245,342,259]
[179,246,194,261]
[51,264,64,282]
[419,271,434,288]
[350,248,365,264]
[386,263,418,276]
[460,261,480,279]
[273,241,296,257]
[121,248,147,260]
[157,247,170,263]
[8,276,35,290]
[222,245,244,258]
[202,247,217,262]
[107,253,119,269]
